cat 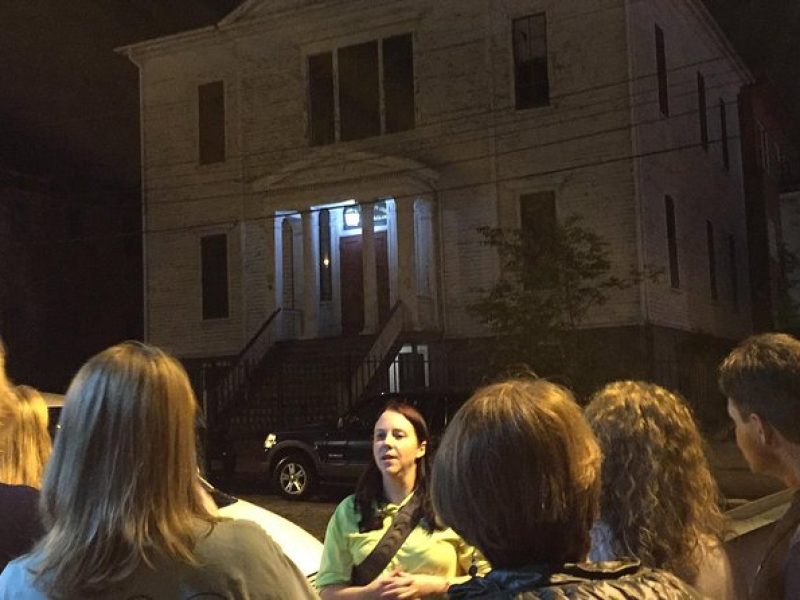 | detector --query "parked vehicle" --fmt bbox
[262,389,472,500]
